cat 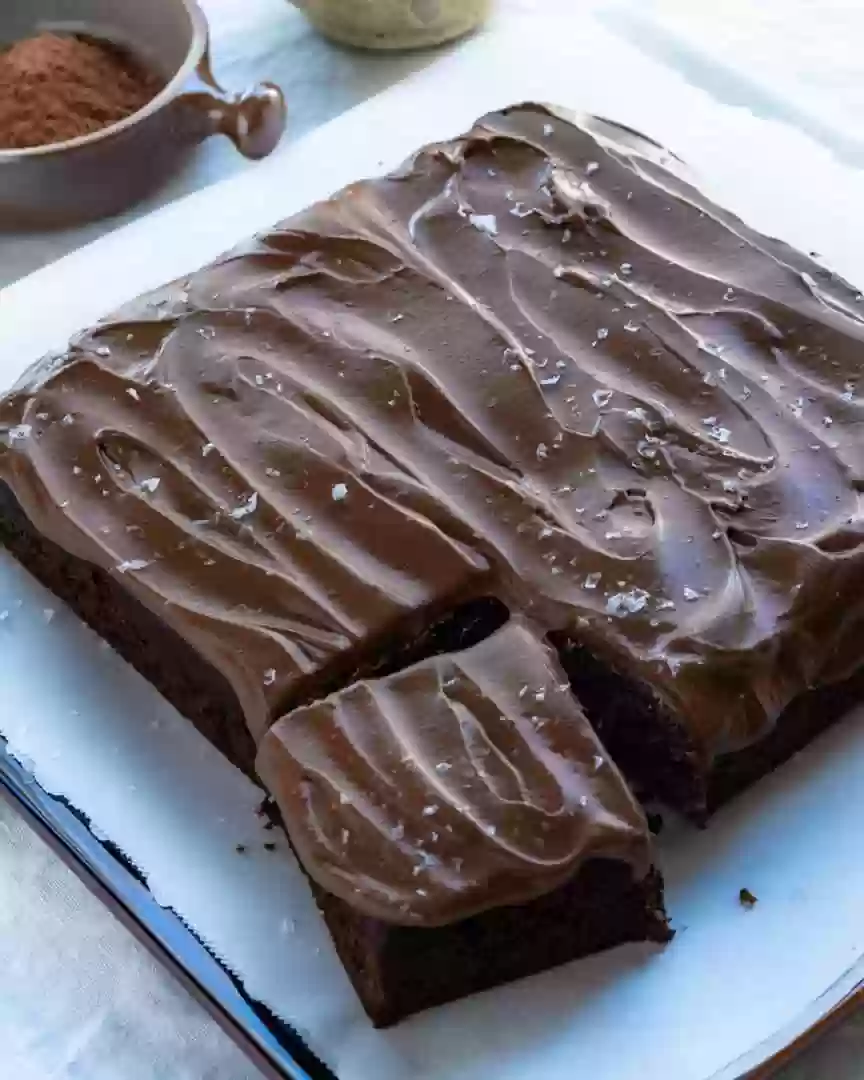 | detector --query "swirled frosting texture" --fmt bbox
[257,618,650,926]
[2,102,864,765]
